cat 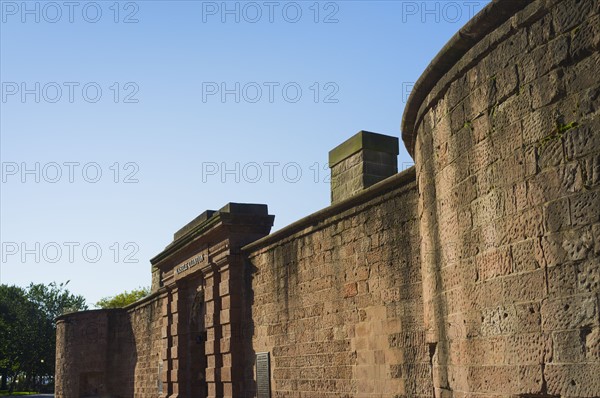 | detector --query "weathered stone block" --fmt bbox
[544,197,571,233]
[532,69,566,109]
[546,362,600,397]
[512,238,544,272]
[565,52,600,94]
[504,269,548,302]
[553,329,586,362]
[552,0,596,34]
[519,35,569,84]
[506,333,551,365]
[570,189,600,227]
[565,118,600,161]
[571,14,600,61]
[541,294,598,331]
[580,153,600,189]
[537,136,565,170]
[527,13,554,48]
